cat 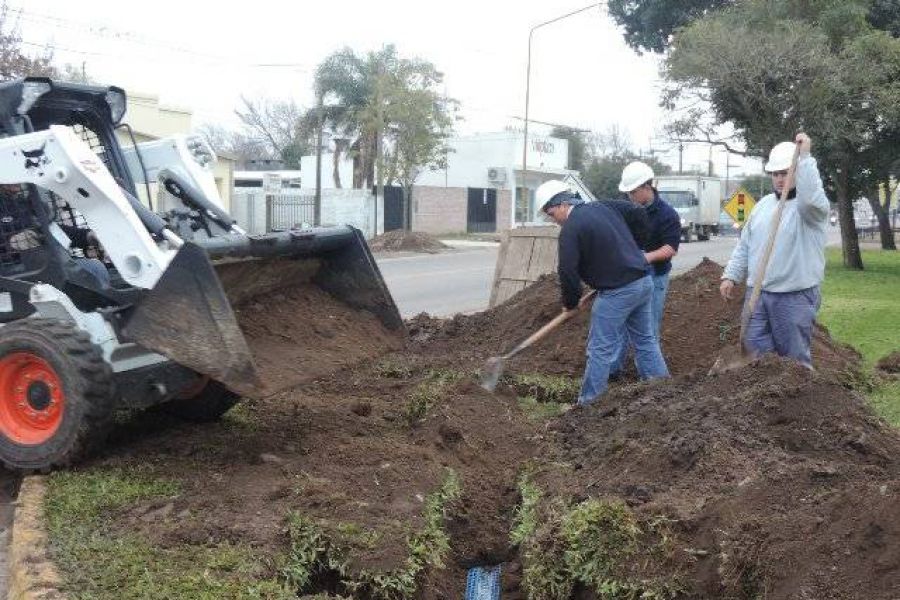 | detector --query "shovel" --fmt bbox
[480,290,596,391]
[709,143,802,375]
